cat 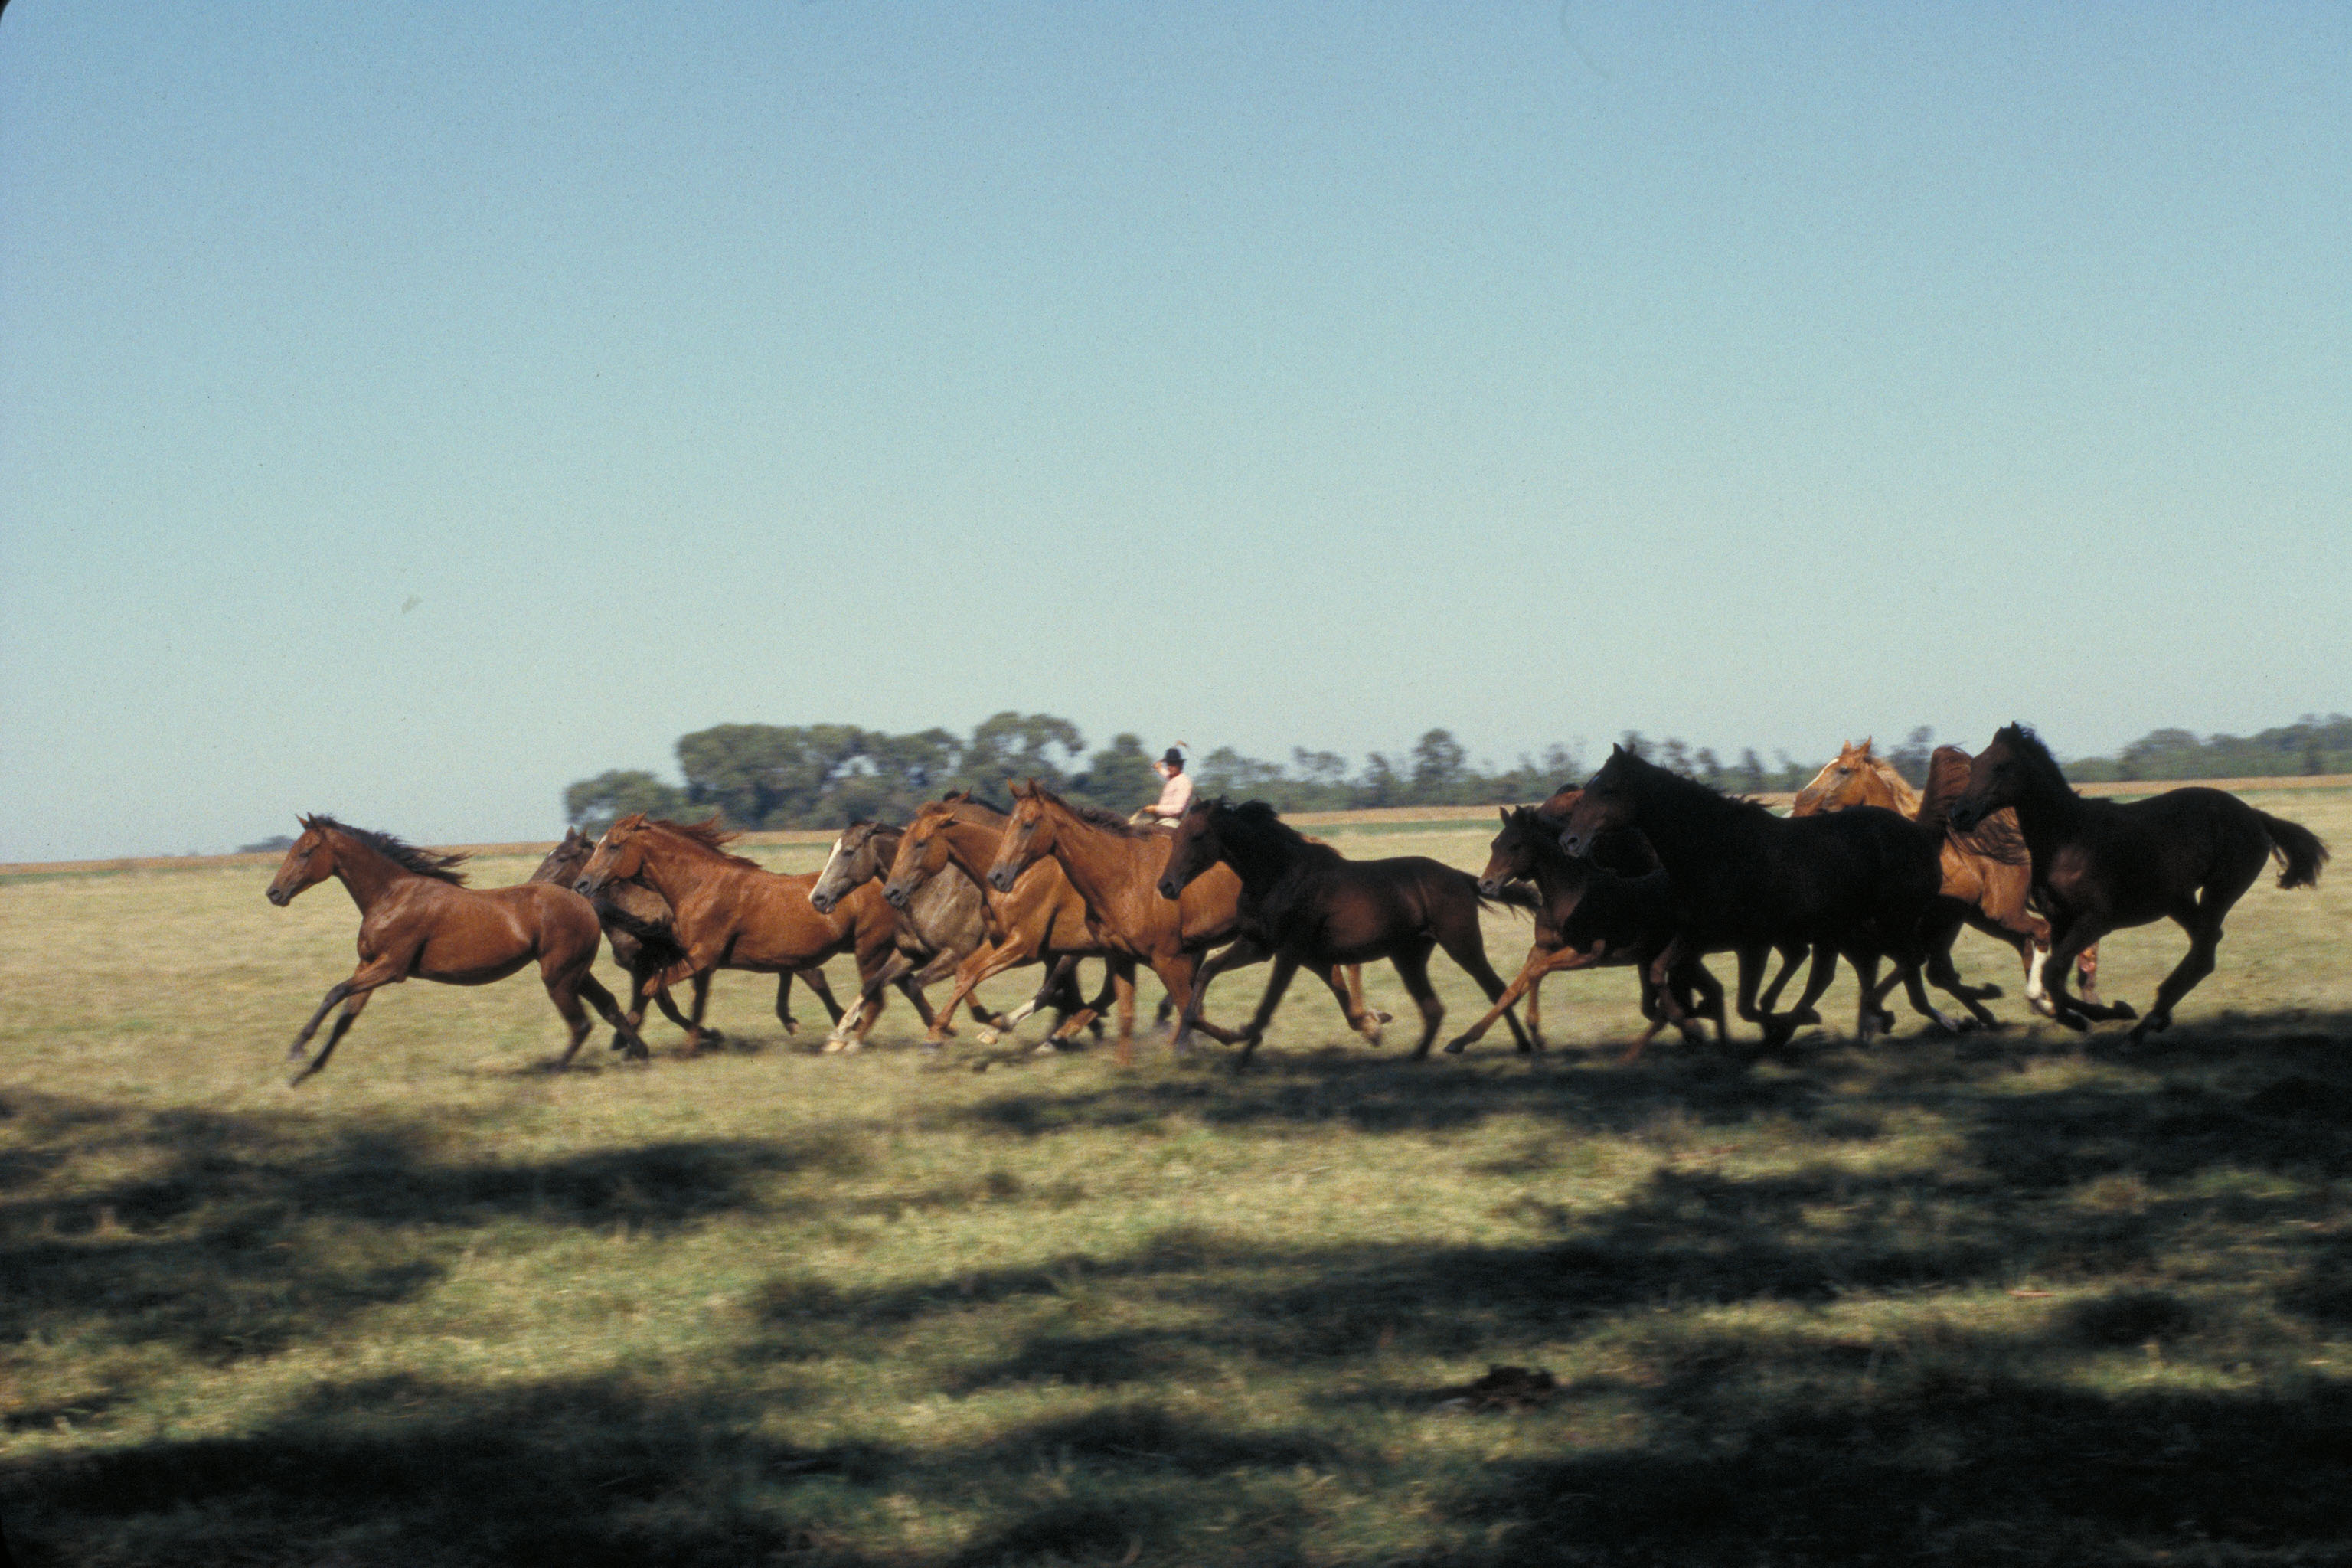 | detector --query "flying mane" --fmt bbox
[305,815,469,884]
[1031,785,1164,839]
[646,815,766,871]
